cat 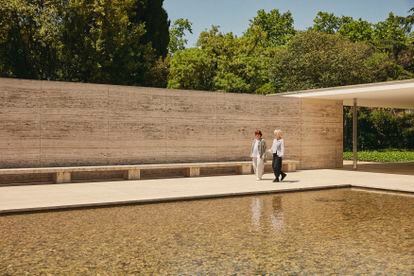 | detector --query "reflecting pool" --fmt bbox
[0,188,413,274]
